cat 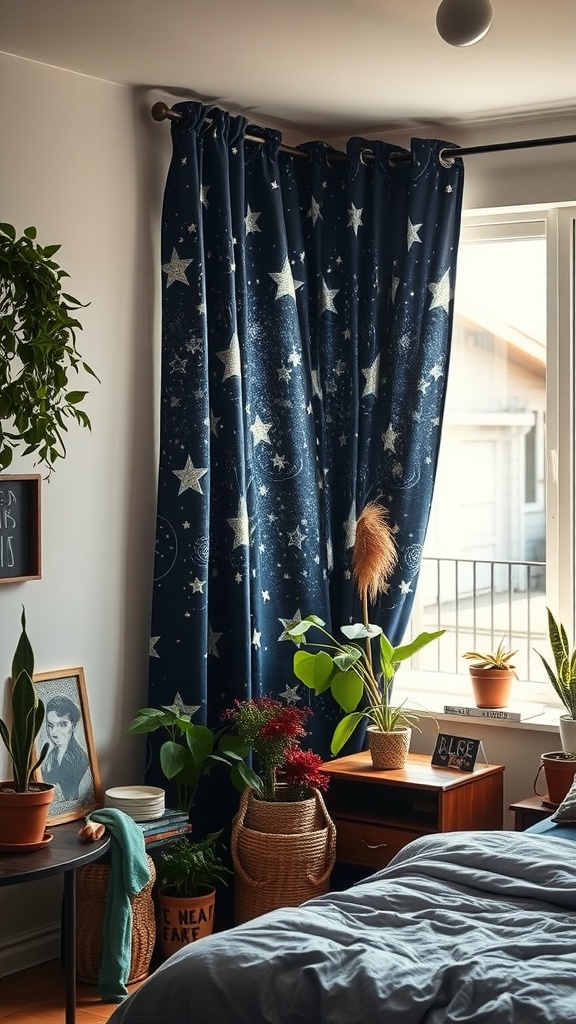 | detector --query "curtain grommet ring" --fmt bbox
[360,147,373,166]
[388,151,404,168]
[439,149,455,168]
